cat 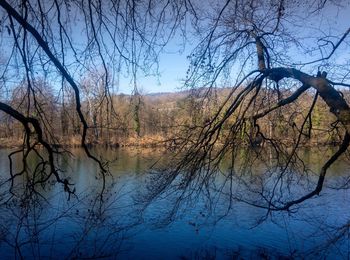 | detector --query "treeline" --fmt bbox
[0,80,348,148]
[0,79,191,147]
